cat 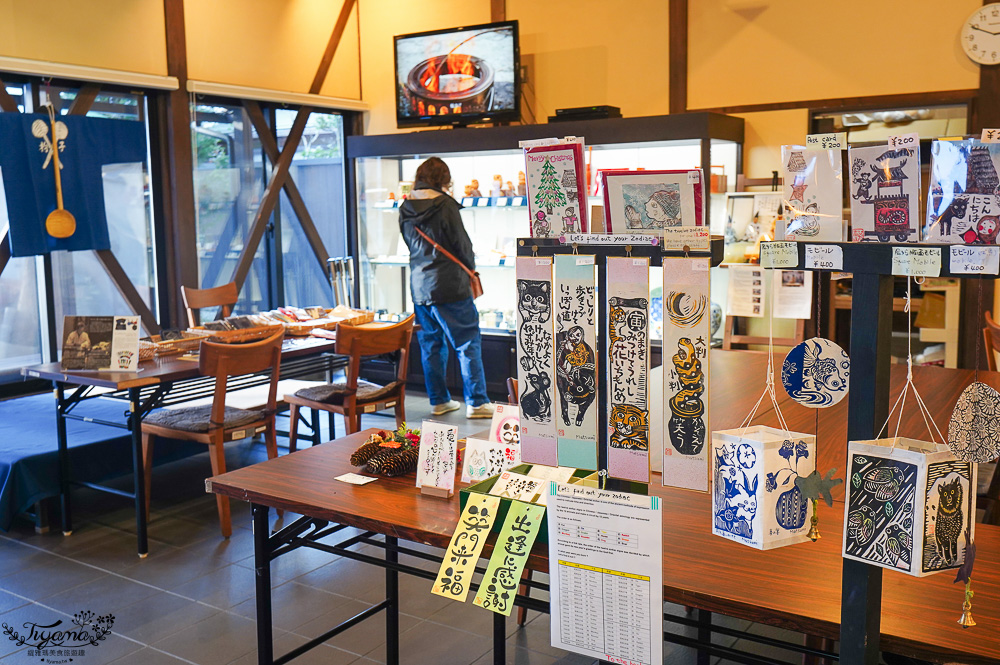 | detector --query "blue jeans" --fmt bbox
[413,298,489,407]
